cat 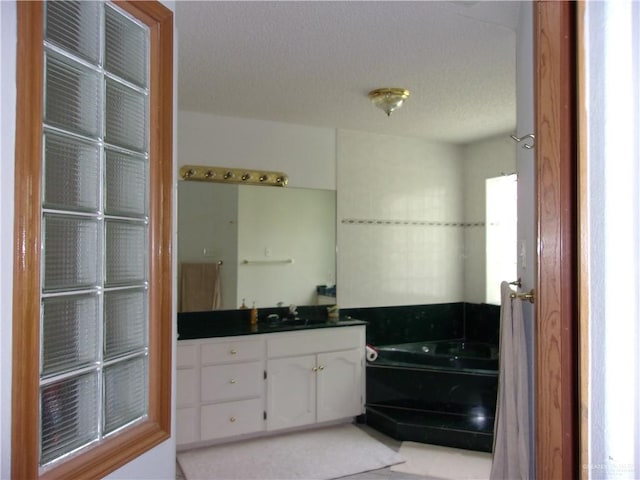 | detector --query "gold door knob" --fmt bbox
[229,417,236,422]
